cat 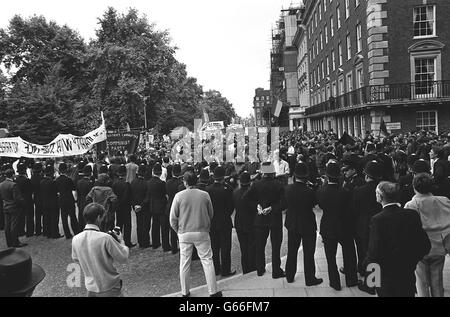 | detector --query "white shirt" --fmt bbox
[160,166,168,182]
[72,224,129,293]
[274,159,290,177]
